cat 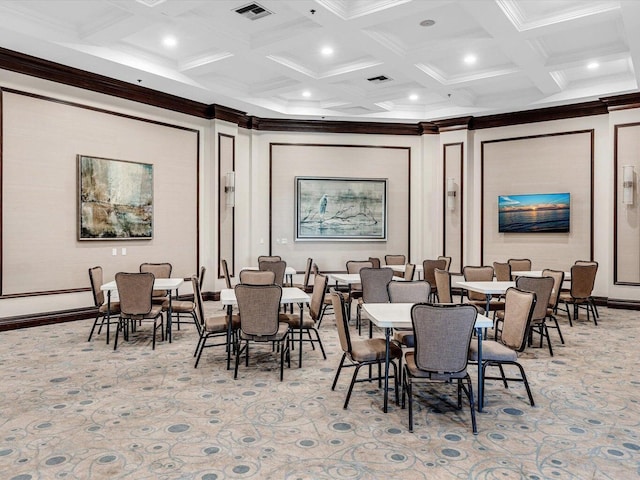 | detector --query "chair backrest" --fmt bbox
[388,281,430,303]
[437,256,452,271]
[462,266,495,301]
[309,273,328,321]
[330,291,352,354]
[239,270,275,285]
[368,257,381,268]
[191,276,205,331]
[198,266,206,288]
[493,262,512,281]
[423,259,447,287]
[140,262,172,297]
[411,303,477,374]
[384,254,406,265]
[433,268,452,303]
[235,284,282,336]
[404,263,416,281]
[346,260,374,274]
[516,276,554,322]
[542,268,565,308]
[570,264,598,299]
[88,266,105,307]
[574,260,598,267]
[258,255,281,262]
[115,272,154,317]
[259,260,286,286]
[500,287,536,352]
[221,259,232,289]
[301,257,313,288]
[360,267,394,303]
[508,258,532,271]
